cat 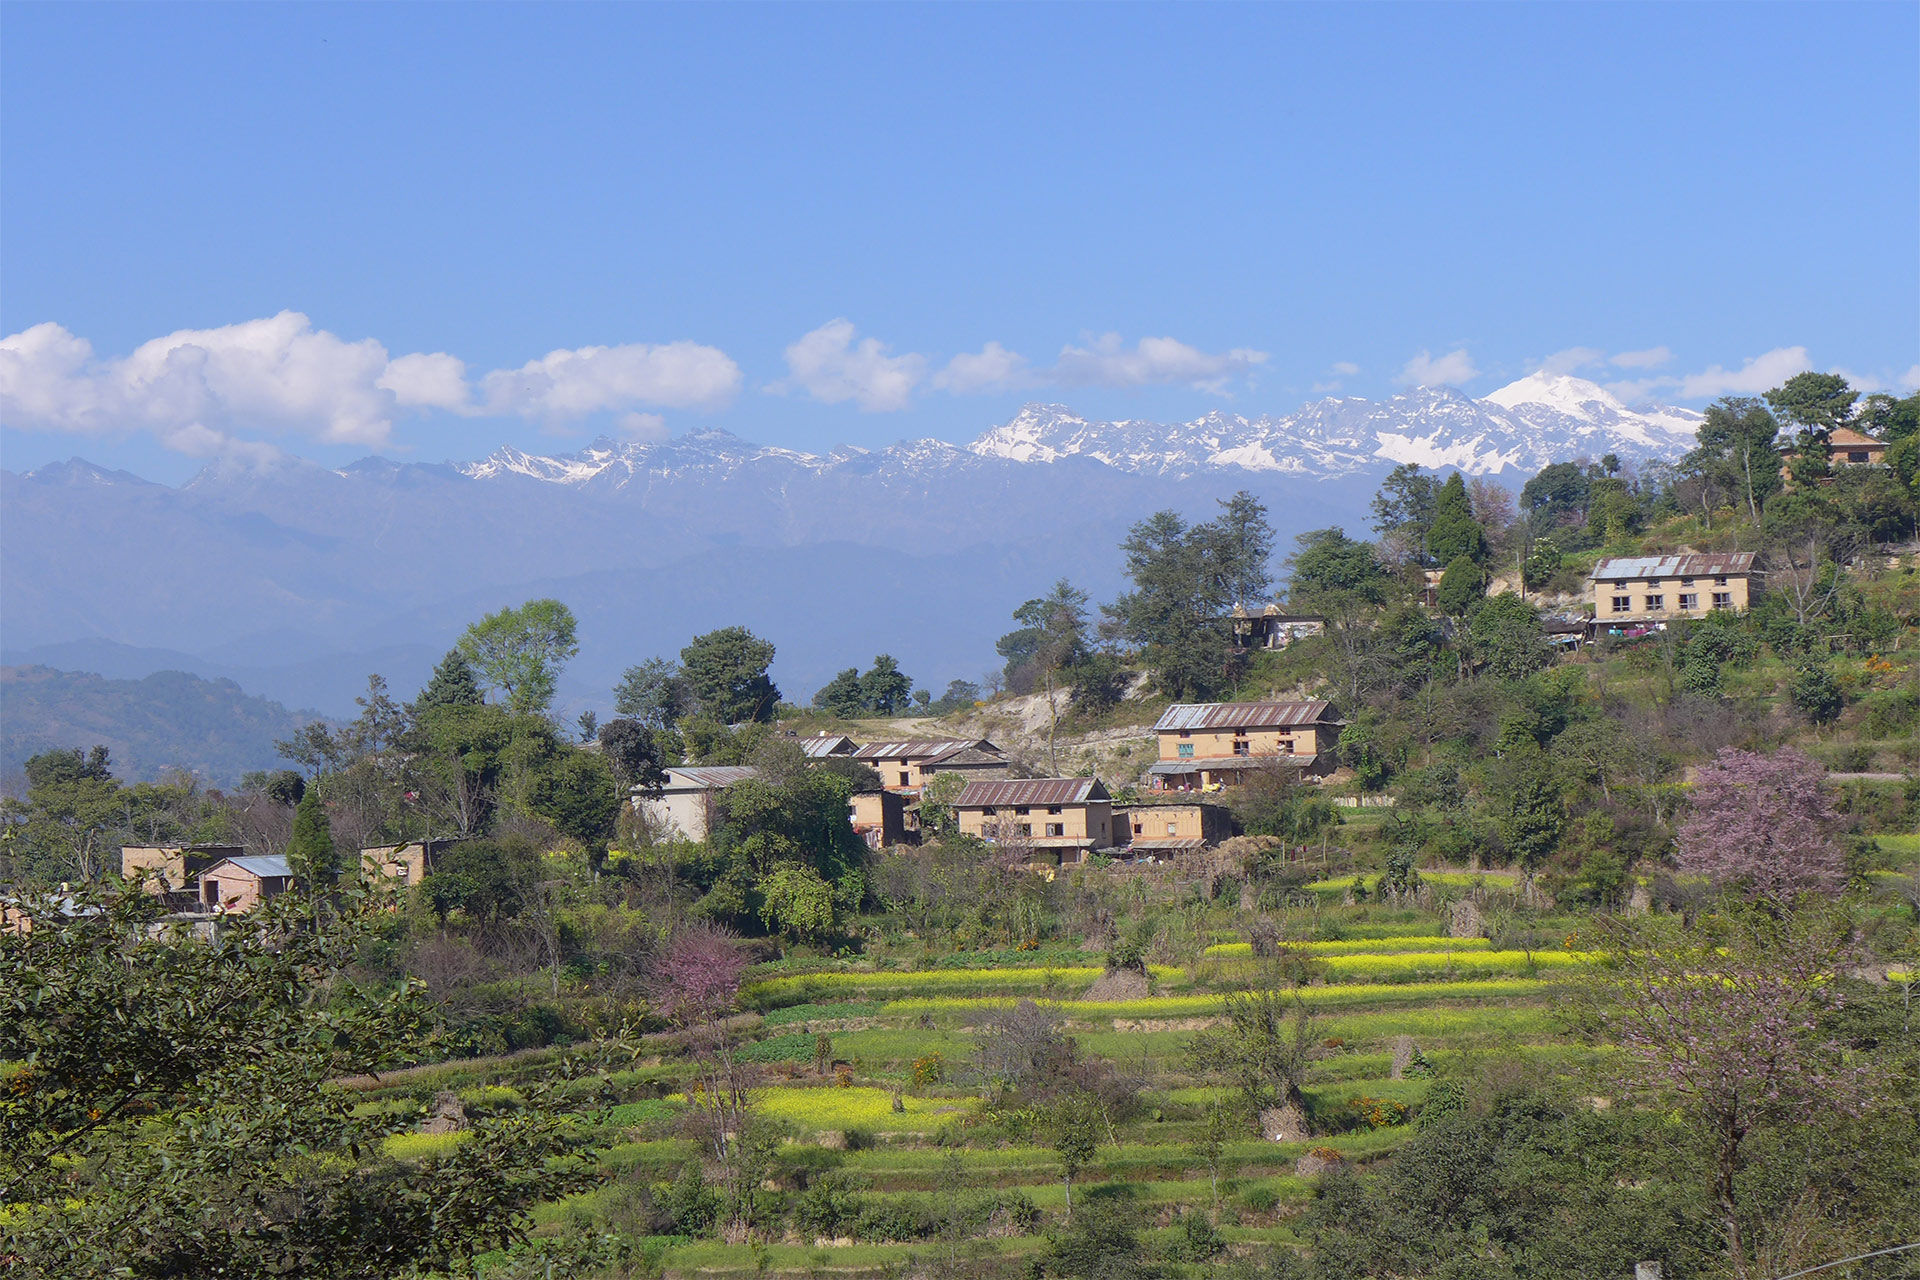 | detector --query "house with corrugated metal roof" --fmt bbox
[198,855,294,913]
[1114,801,1235,859]
[798,733,858,759]
[1589,552,1755,627]
[633,765,761,842]
[952,777,1115,862]
[1148,700,1343,791]
[852,738,1008,790]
